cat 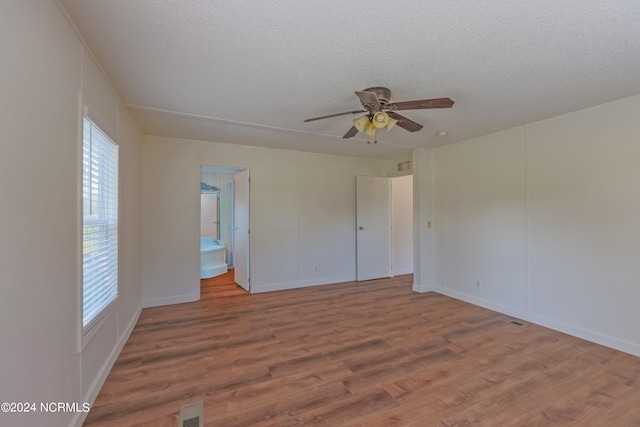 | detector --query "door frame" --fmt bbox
[200,165,251,292]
